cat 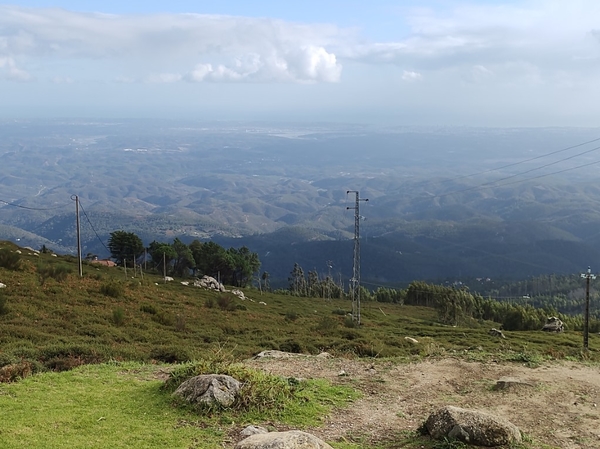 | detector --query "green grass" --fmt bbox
[0,362,222,449]
[0,361,357,449]
[0,247,598,375]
